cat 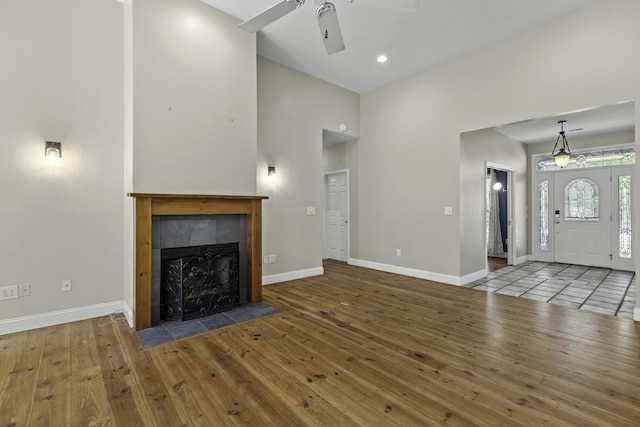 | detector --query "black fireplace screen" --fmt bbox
[161,243,240,321]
